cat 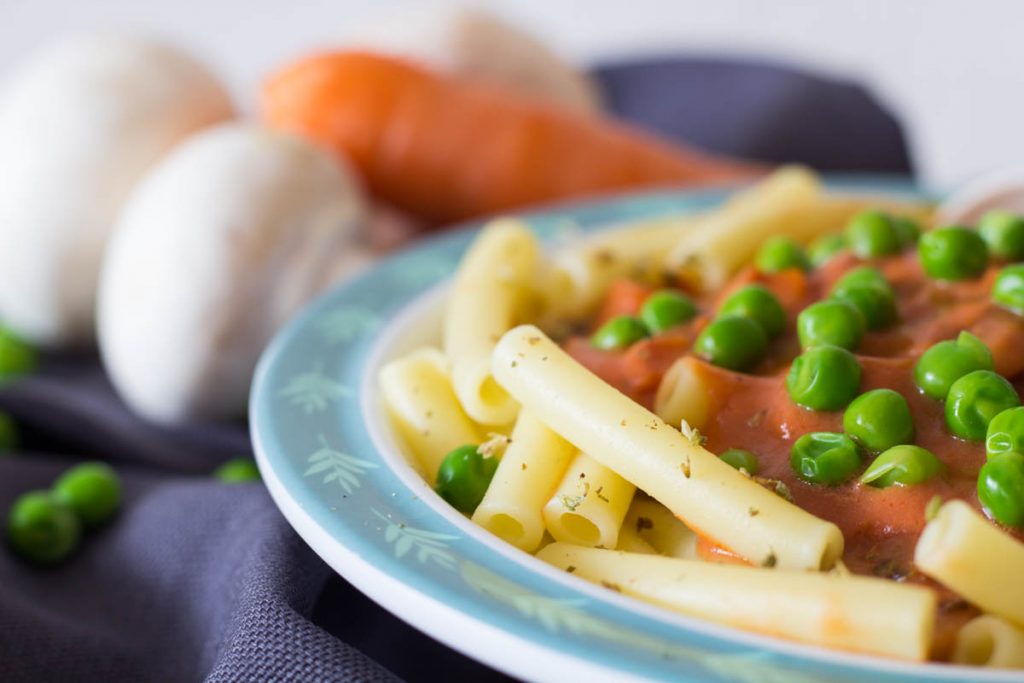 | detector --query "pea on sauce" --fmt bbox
[565,248,1024,658]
